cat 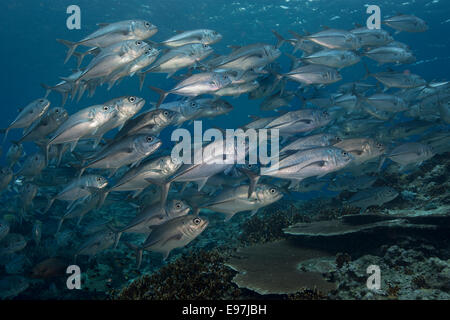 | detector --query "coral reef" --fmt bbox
[114,249,242,300]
